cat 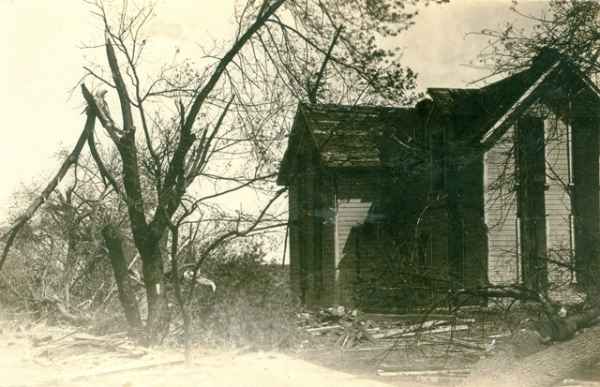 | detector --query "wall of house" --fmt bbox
[460,152,488,289]
[288,162,319,304]
[484,103,581,301]
[318,173,337,305]
[287,123,332,306]
[334,172,383,306]
[569,106,600,301]
[289,167,337,306]
[333,169,452,310]
[543,110,576,298]
[484,126,520,284]
[288,177,301,298]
